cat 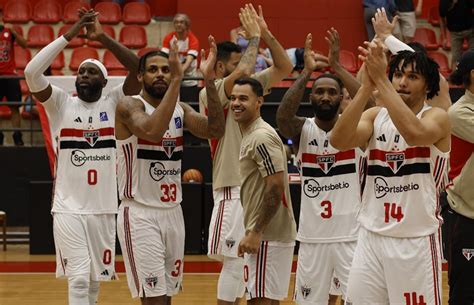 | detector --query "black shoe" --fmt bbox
[13,131,24,146]
[0,133,3,146]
